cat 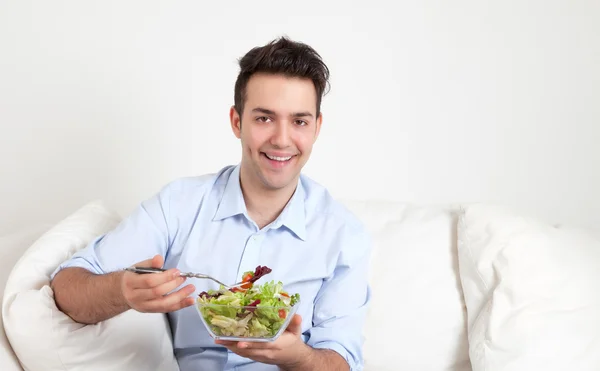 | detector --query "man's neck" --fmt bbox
[239,167,298,230]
